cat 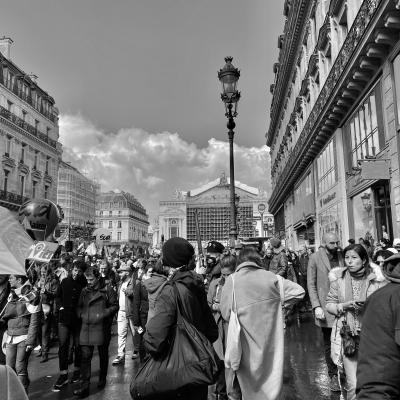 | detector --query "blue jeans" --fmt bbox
[6,340,31,390]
